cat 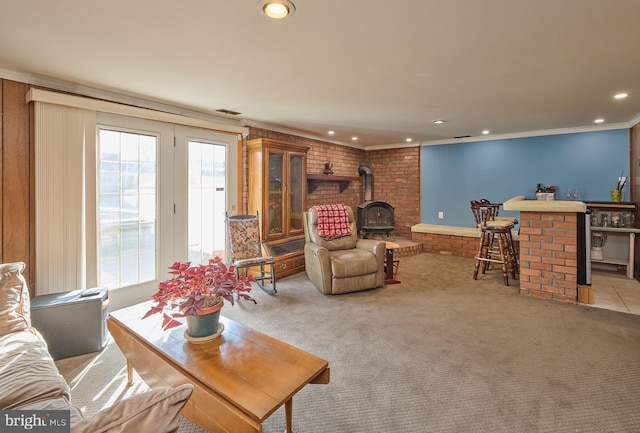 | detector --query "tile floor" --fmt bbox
[590,269,640,315]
